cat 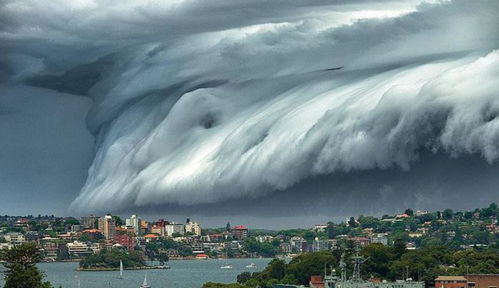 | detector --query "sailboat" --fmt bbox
[140,272,151,288]
[74,272,81,288]
[220,250,232,269]
[119,260,123,279]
